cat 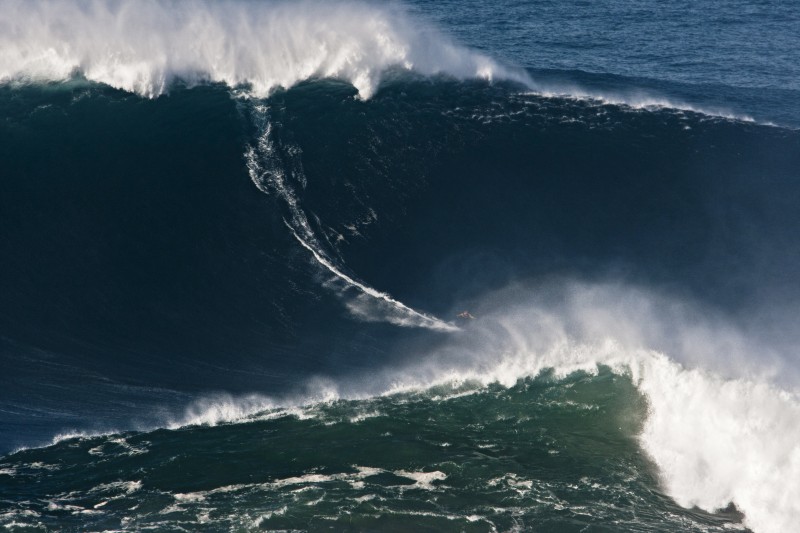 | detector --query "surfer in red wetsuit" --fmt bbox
[457,310,475,320]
